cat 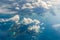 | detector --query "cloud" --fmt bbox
[52,24,60,31]
[18,0,53,15]
[23,18,33,25]
[0,0,53,15]
[52,24,60,28]
[0,9,17,14]
[28,25,40,33]
[50,0,60,5]
[7,17,45,37]
[0,4,17,14]
[34,19,40,24]
[52,24,60,33]
[22,0,52,10]
[9,15,20,24]
[0,15,20,24]
[22,17,40,25]
[21,17,41,33]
